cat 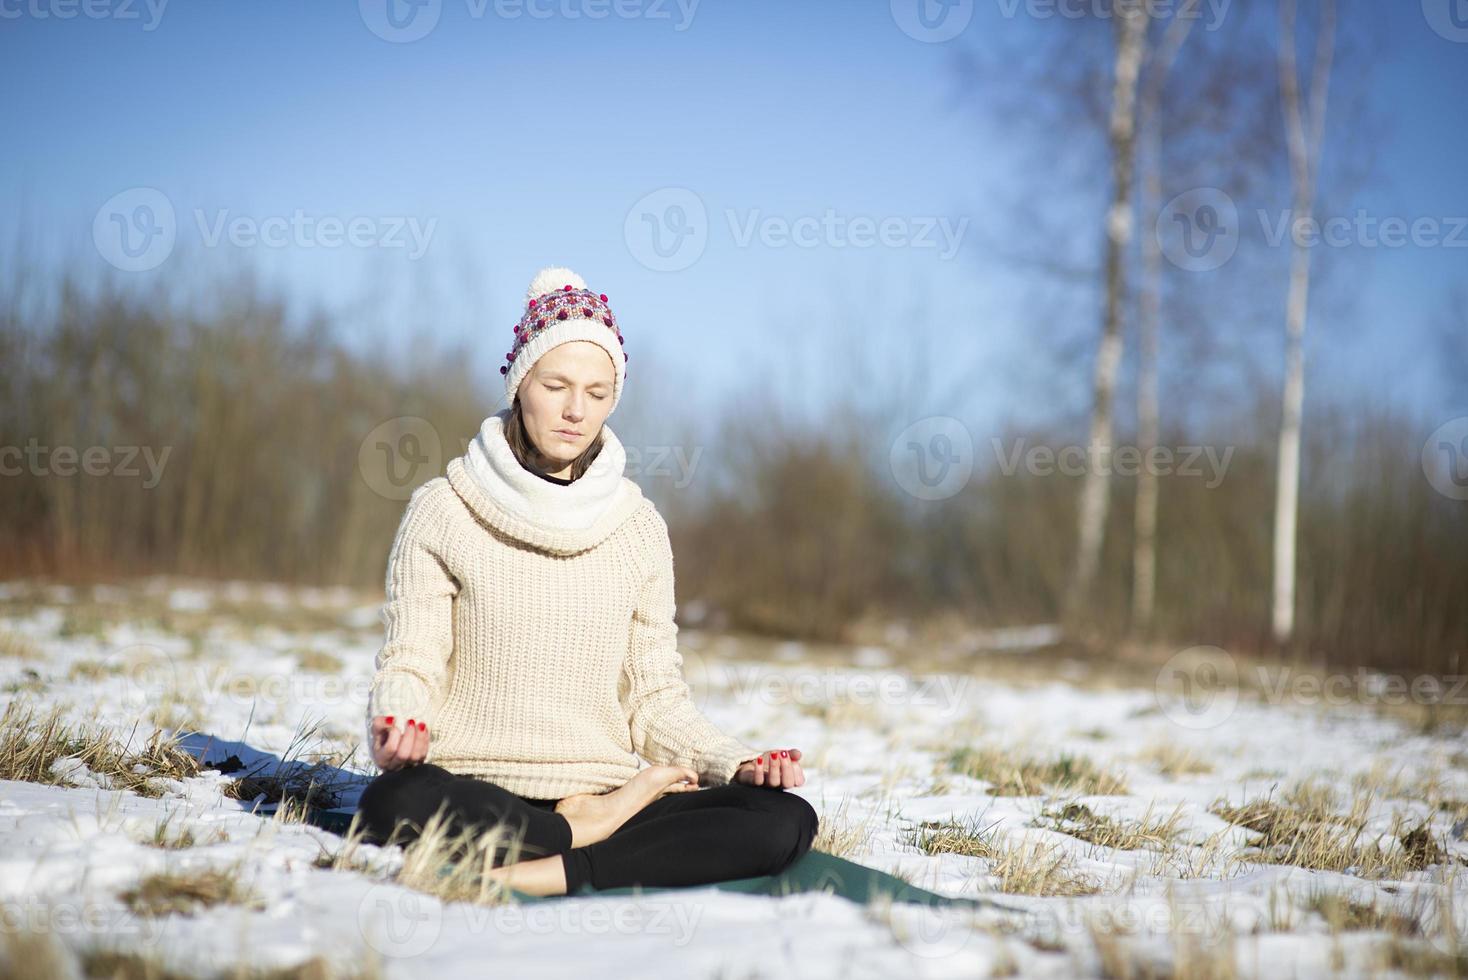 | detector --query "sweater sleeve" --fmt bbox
[366,481,459,745]
[619,516,759,788]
